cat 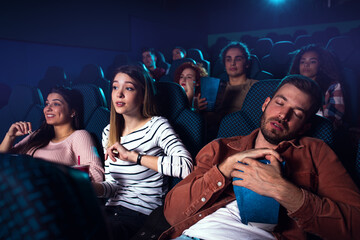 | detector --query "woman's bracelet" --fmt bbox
[137,153,143,165]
